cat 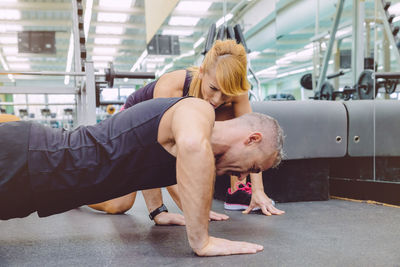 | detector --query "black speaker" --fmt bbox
[18,31,56,54]
[147,34,180,55]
